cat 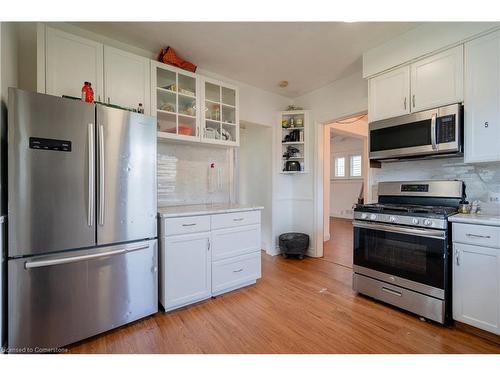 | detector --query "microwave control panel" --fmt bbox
[437,115,456,143]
